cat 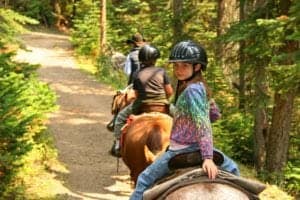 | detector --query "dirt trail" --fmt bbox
[16,31,132,200]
